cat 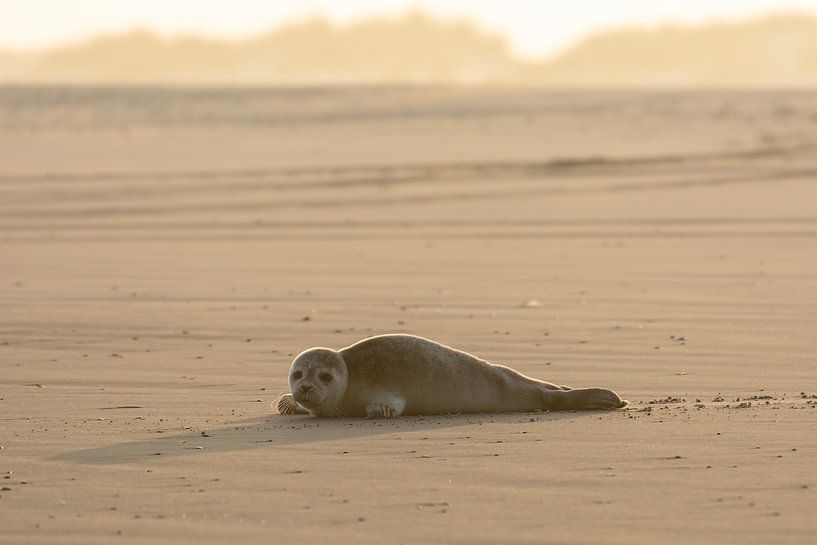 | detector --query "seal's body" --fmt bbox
[277,334,627,418]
